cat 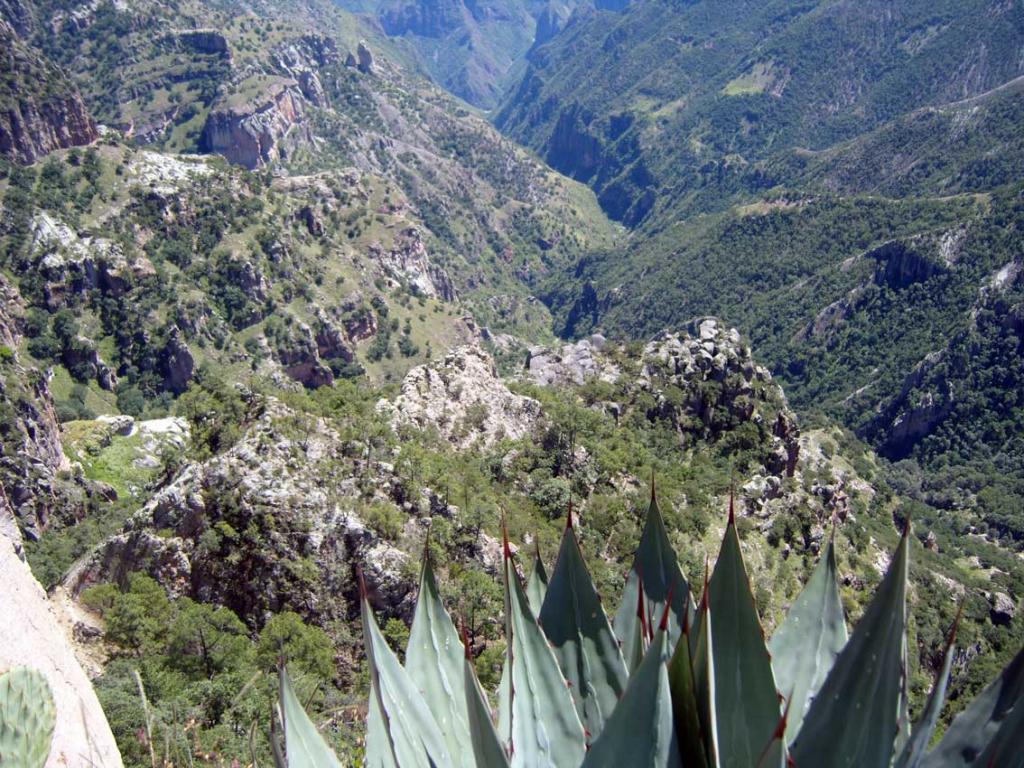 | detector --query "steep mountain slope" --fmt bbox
[494,0,1024,544]
[544,183,1024,539]
[0,18,96,163]
[335,0,583,108]
[772,76,1024,197]
[9,0,617,318]
[0,0,620,430]
[498,0,1024,223]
